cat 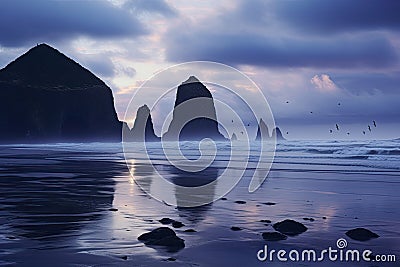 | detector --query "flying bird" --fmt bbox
[310,111,313,114]
[286,131,289,135]
[335,124,339,131]
[363,131,366,135]
[286,101,289,104]
[368,125,371,132]
[347,132,350,135]
[329,129,333,133]
[231,120,234,123]
[373,120,376,127]
[338,102,341,106]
